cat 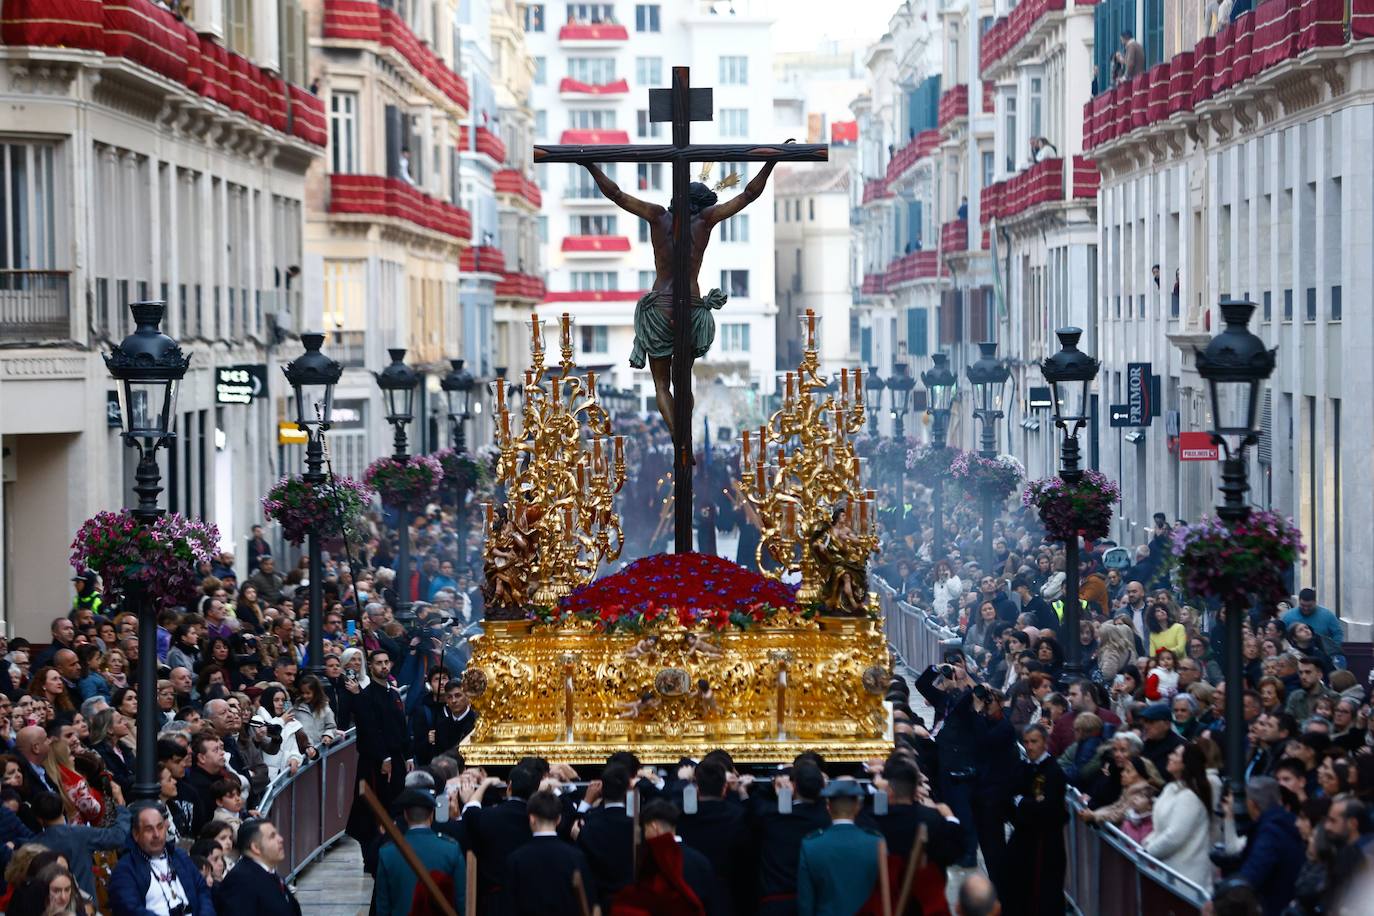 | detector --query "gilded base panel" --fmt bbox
[459,616,893,767]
